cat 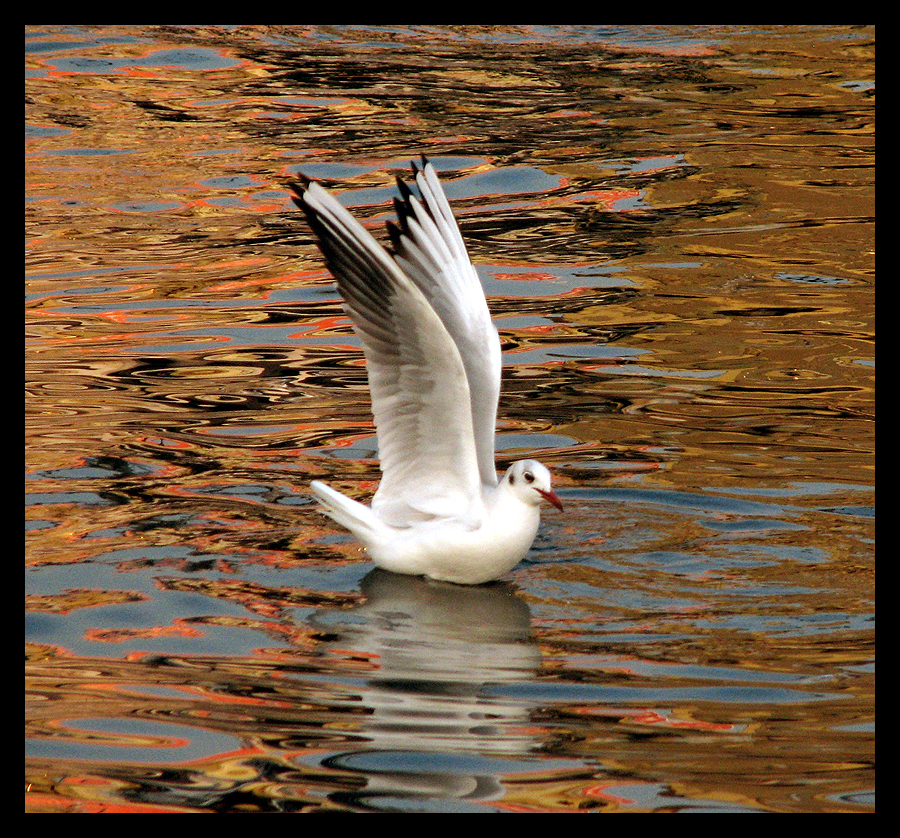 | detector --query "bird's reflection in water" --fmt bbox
[310,569,546,809]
